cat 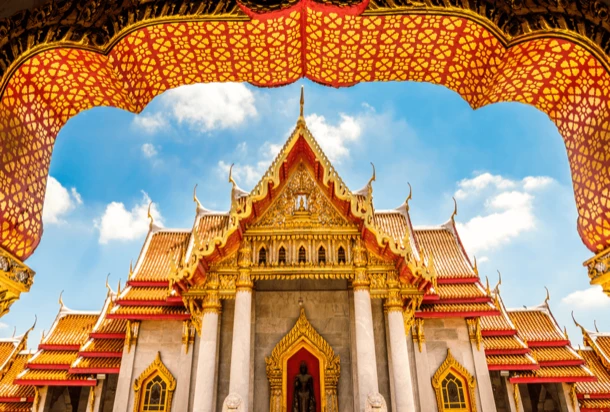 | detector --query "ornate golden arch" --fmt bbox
[432,349,477,412]
[265,307,340,412]
[133,352,177,412]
